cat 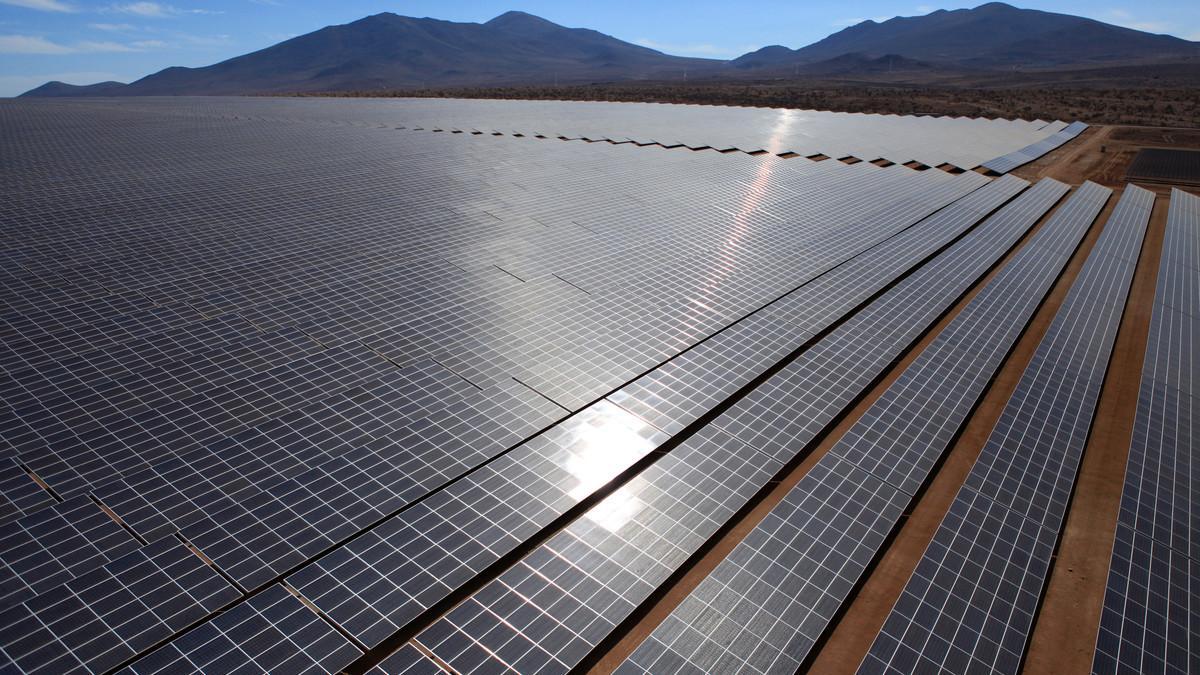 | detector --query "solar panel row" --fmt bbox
[981,121,1089,175]
[383,179,1065,674]
[4,97,1068,171]
[711,180,1069,469]
[609,173,1019,436]
[1126,149,1200,186]
[1095,187,1199,675]
[616,179,1104,674]
[862,184,1156,675]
